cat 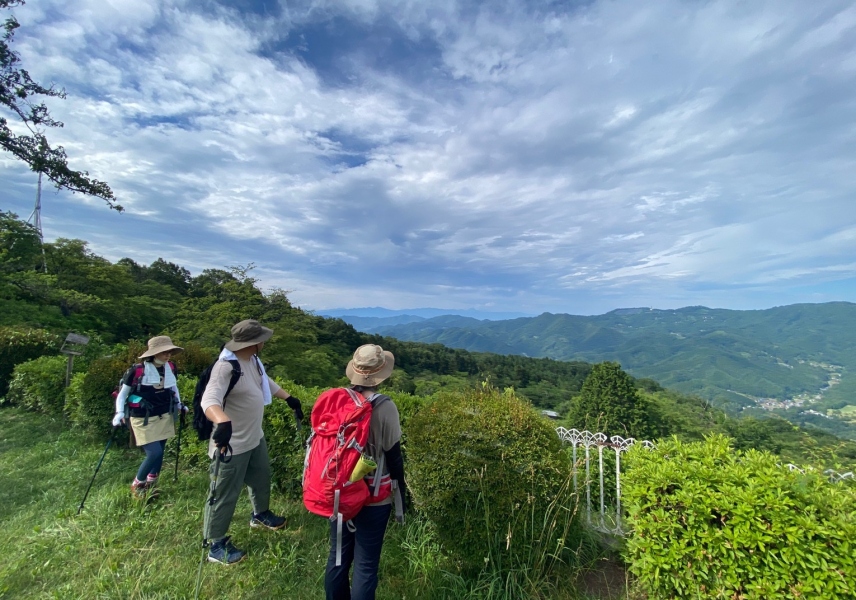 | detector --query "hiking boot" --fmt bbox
[143,474,161,496]
[249,510,286,531]
[131,479,149,499]
[207,536,246,565]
